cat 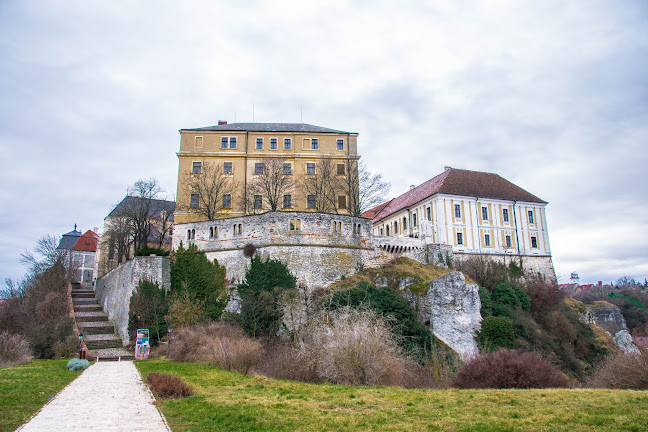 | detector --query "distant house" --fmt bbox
[57,226,99,284]
[97,196,175,277]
